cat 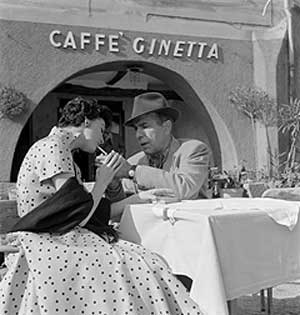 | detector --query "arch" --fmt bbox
[63,60,224,166]
[63,61,238,170]
[4,60,237,180]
